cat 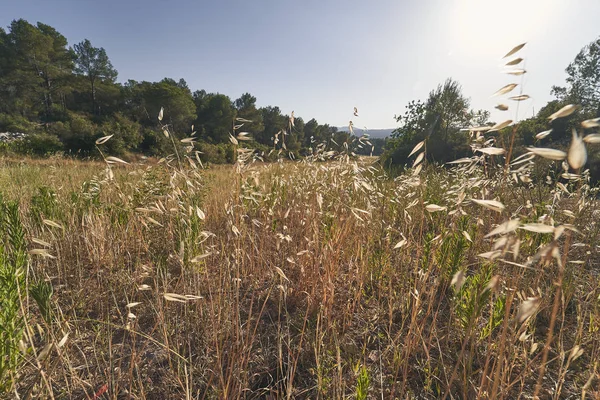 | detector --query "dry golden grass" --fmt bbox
[1,41,599,398]
[0,147,599,399]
